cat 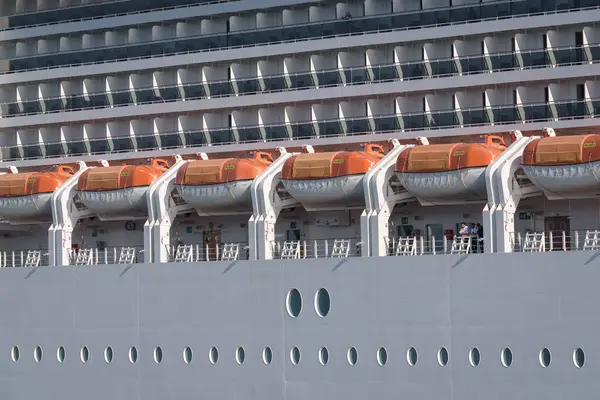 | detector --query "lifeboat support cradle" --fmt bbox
[362,139,414,257]
[145,154,189,263]
[249,147,300,260]
[48,161,94,266]
[484,130,543,253]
